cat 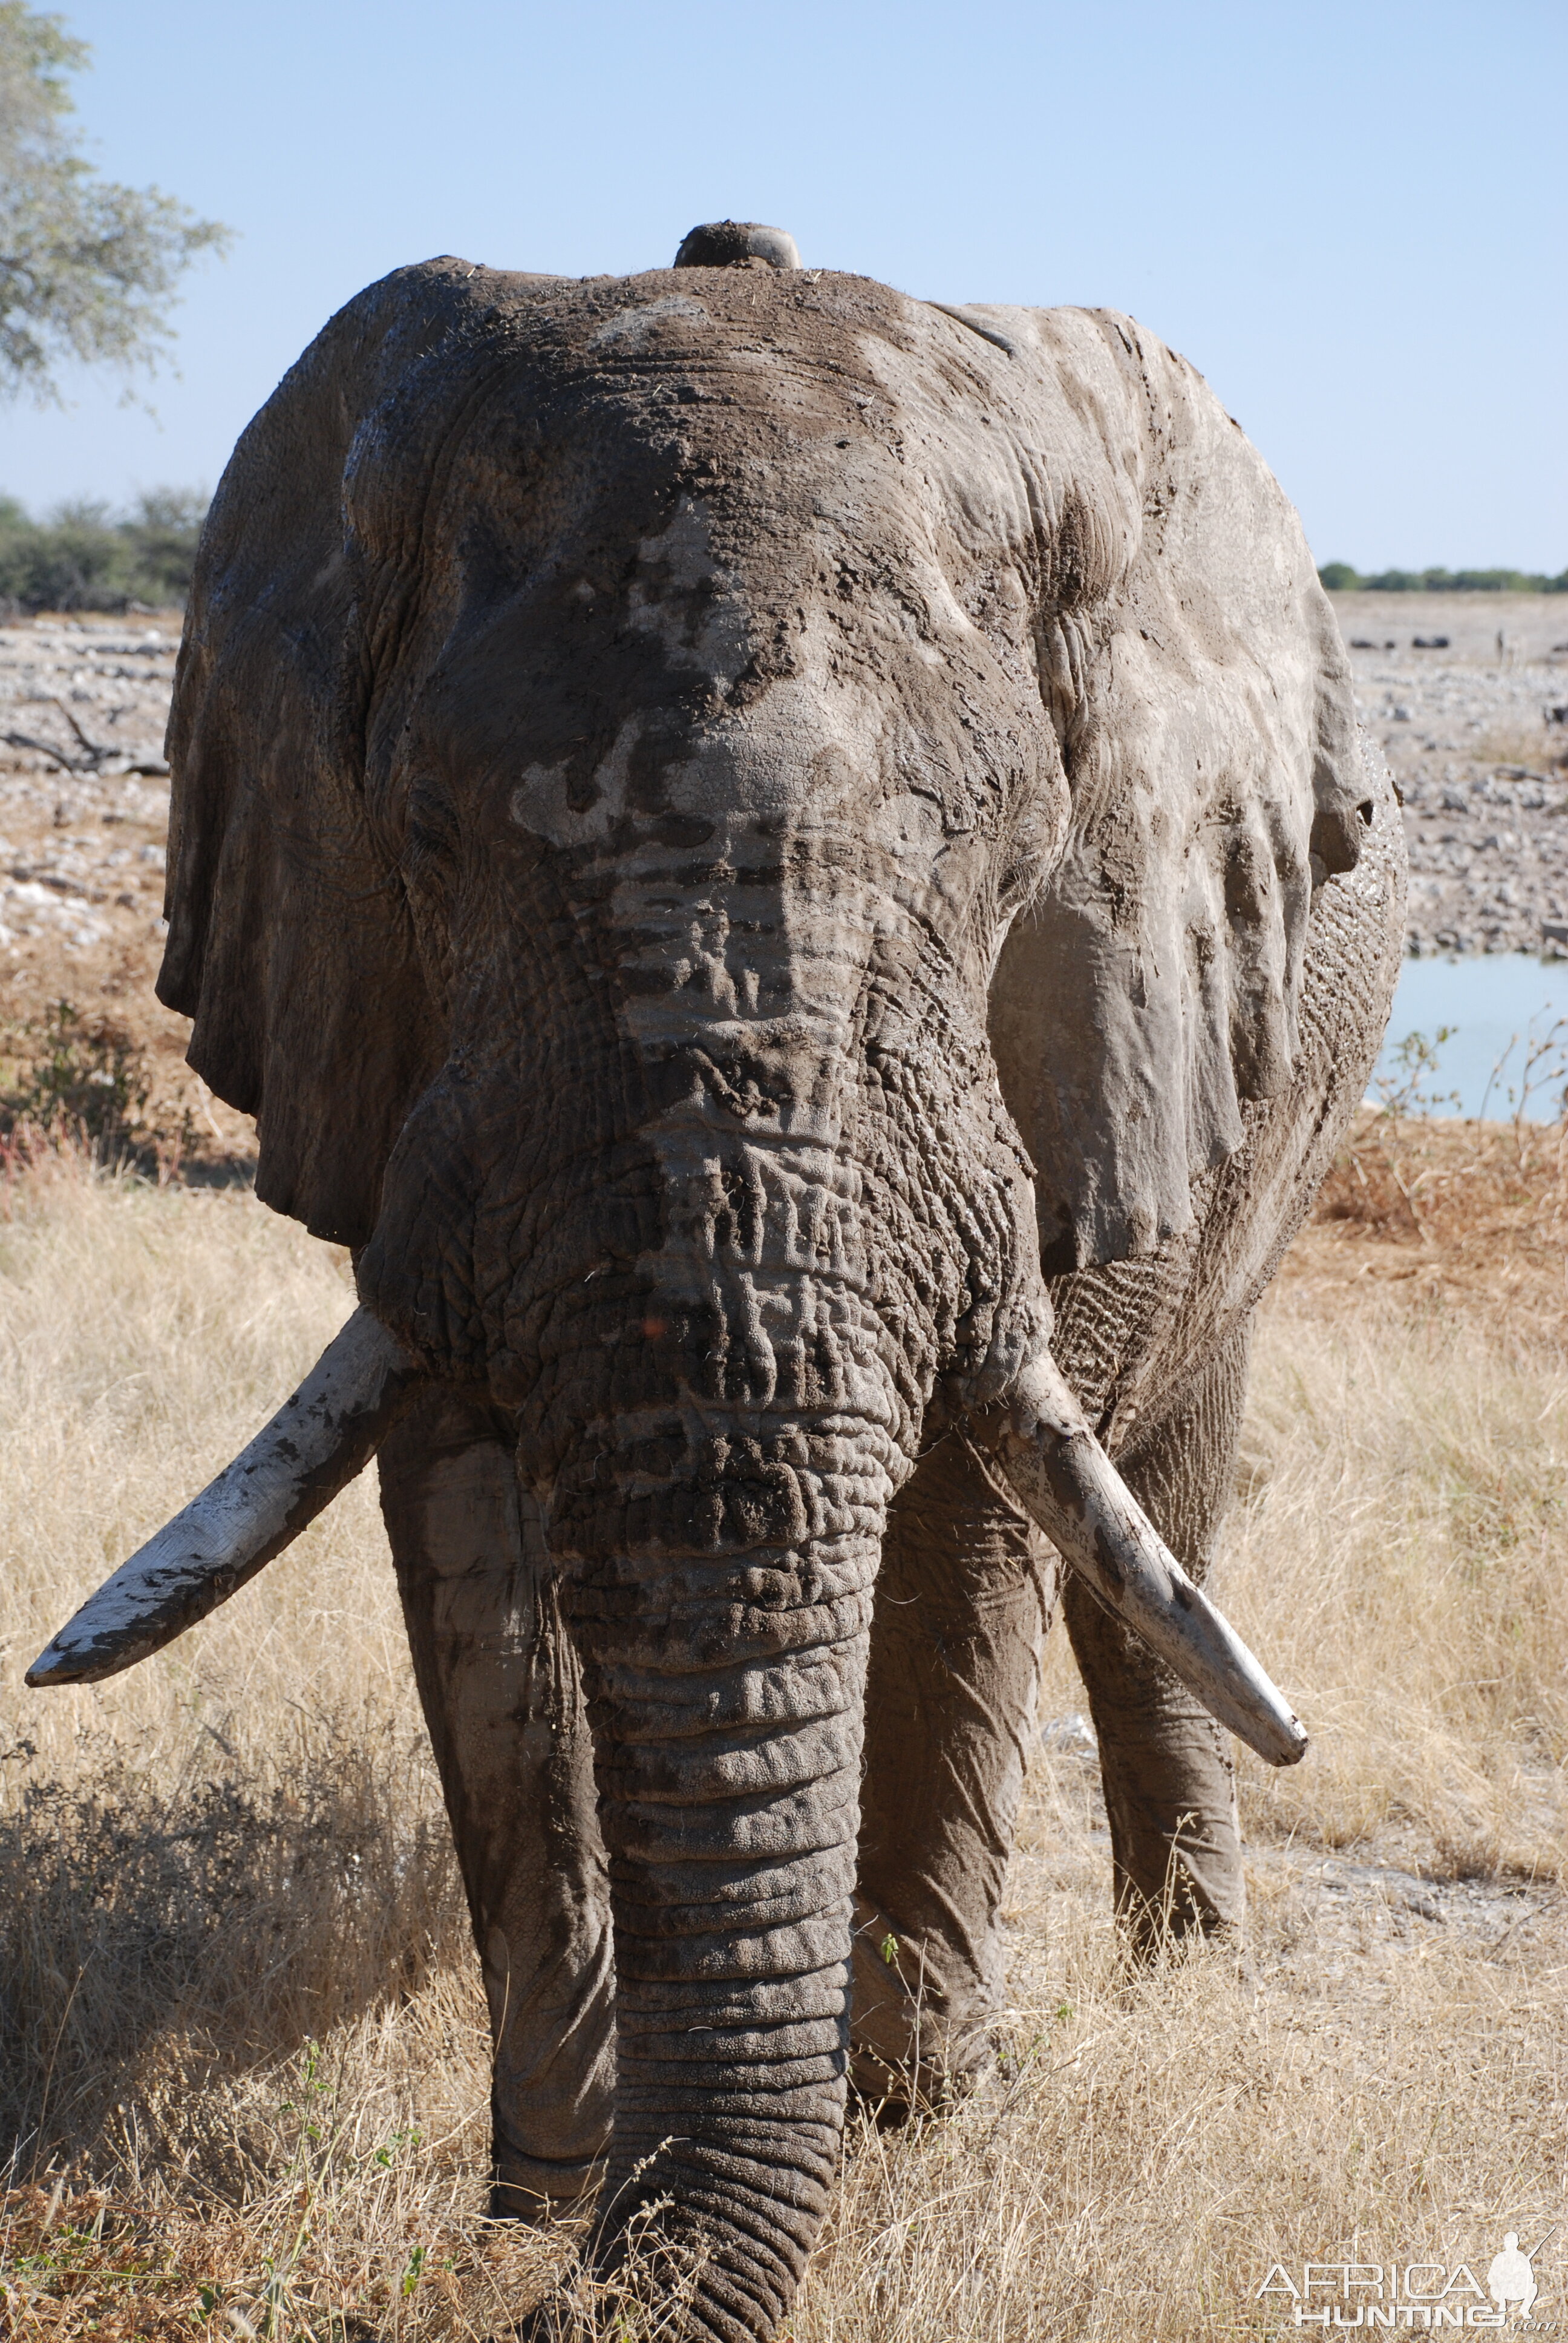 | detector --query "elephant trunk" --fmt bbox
[547,1301,901,2333]
[569,1552,875,2330]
